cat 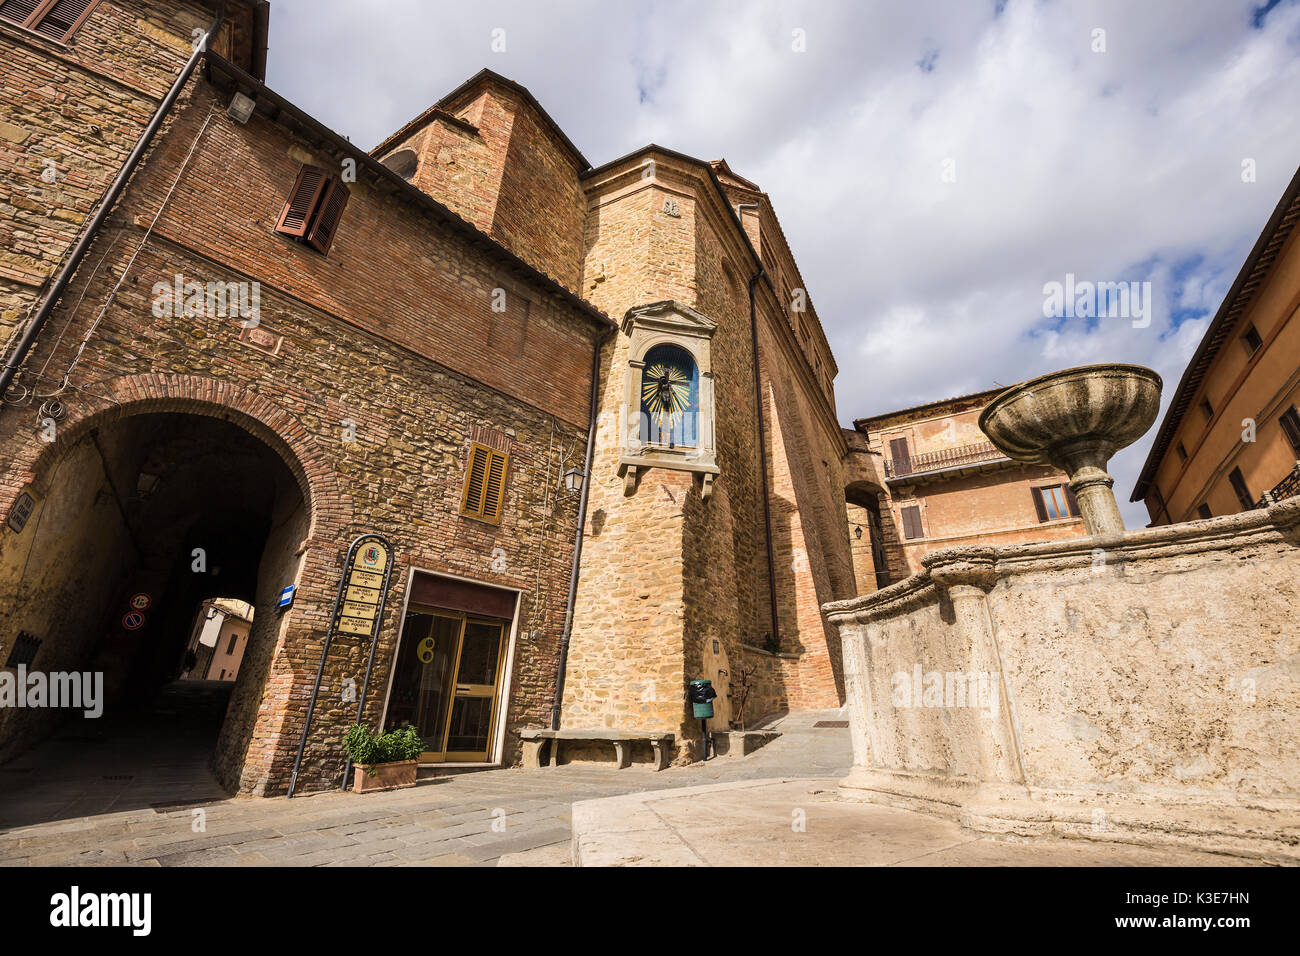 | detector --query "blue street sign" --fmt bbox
[278,585,295,610]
